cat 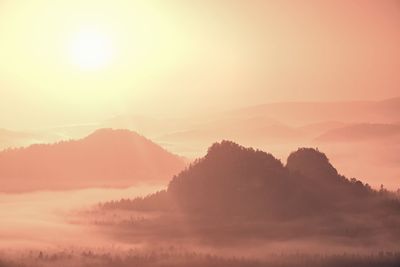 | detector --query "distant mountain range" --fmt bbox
[0,129,186,192]
[229,96,400,125]
[315,123,400,142]
[0,97,399,189]
[1,97,399,150]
